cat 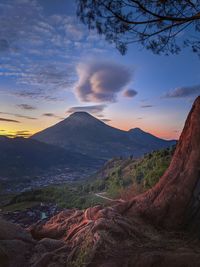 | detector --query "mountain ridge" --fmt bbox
[0,136,101,178]
[32,112,176,159]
